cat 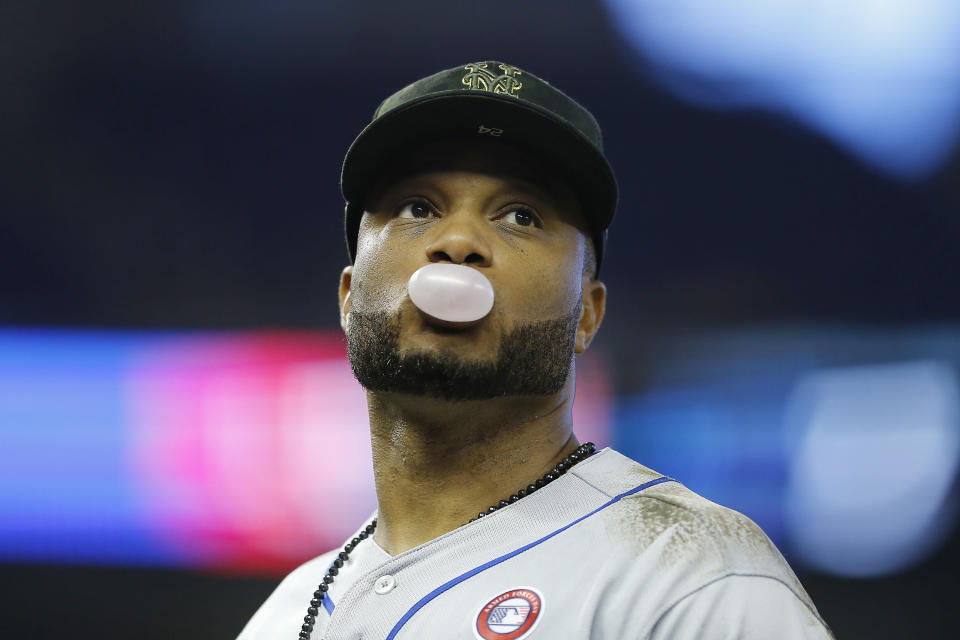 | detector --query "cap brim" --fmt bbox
[341,91,617,269]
